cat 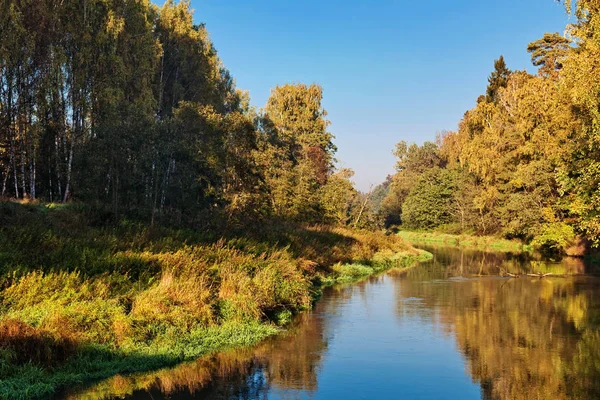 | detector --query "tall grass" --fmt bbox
[0,201,428,399]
